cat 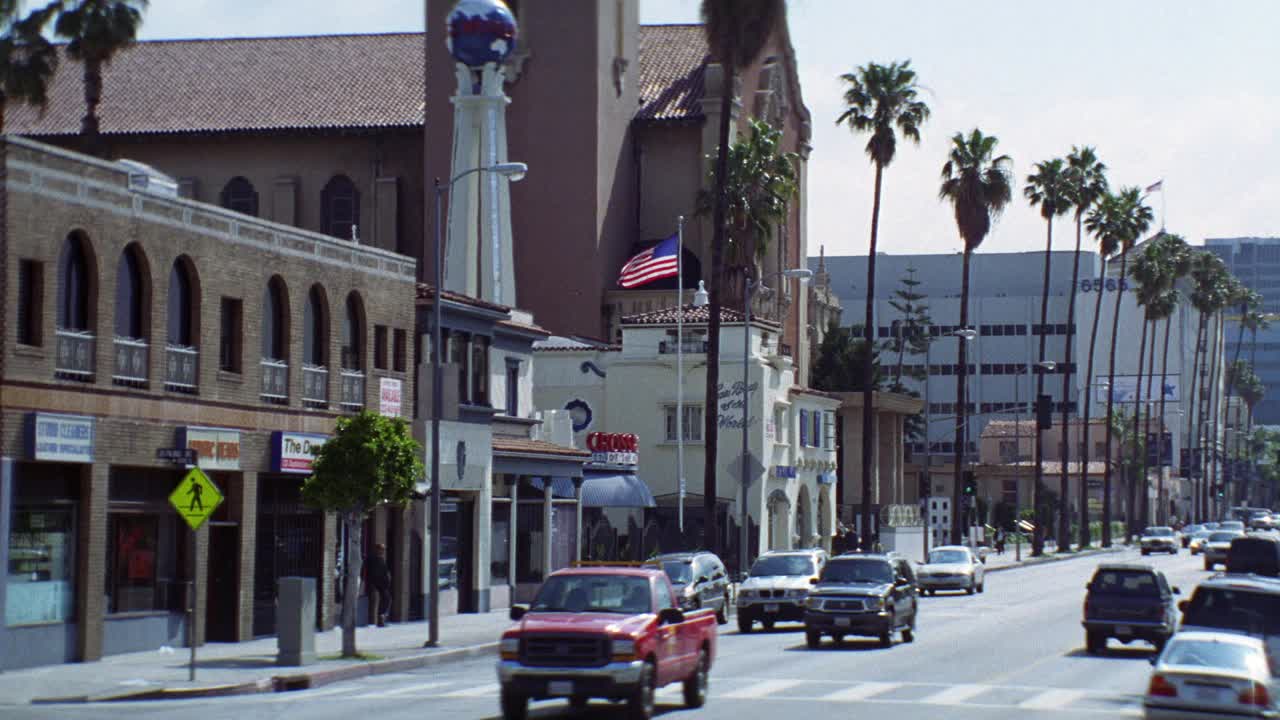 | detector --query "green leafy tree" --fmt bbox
[54,0,148,156]
[811,321,882,392]
[938,128,1013,545]
[302,411,423,658]
[837,59,929,551]
[0,0,59,133]
[699,0,785,556]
